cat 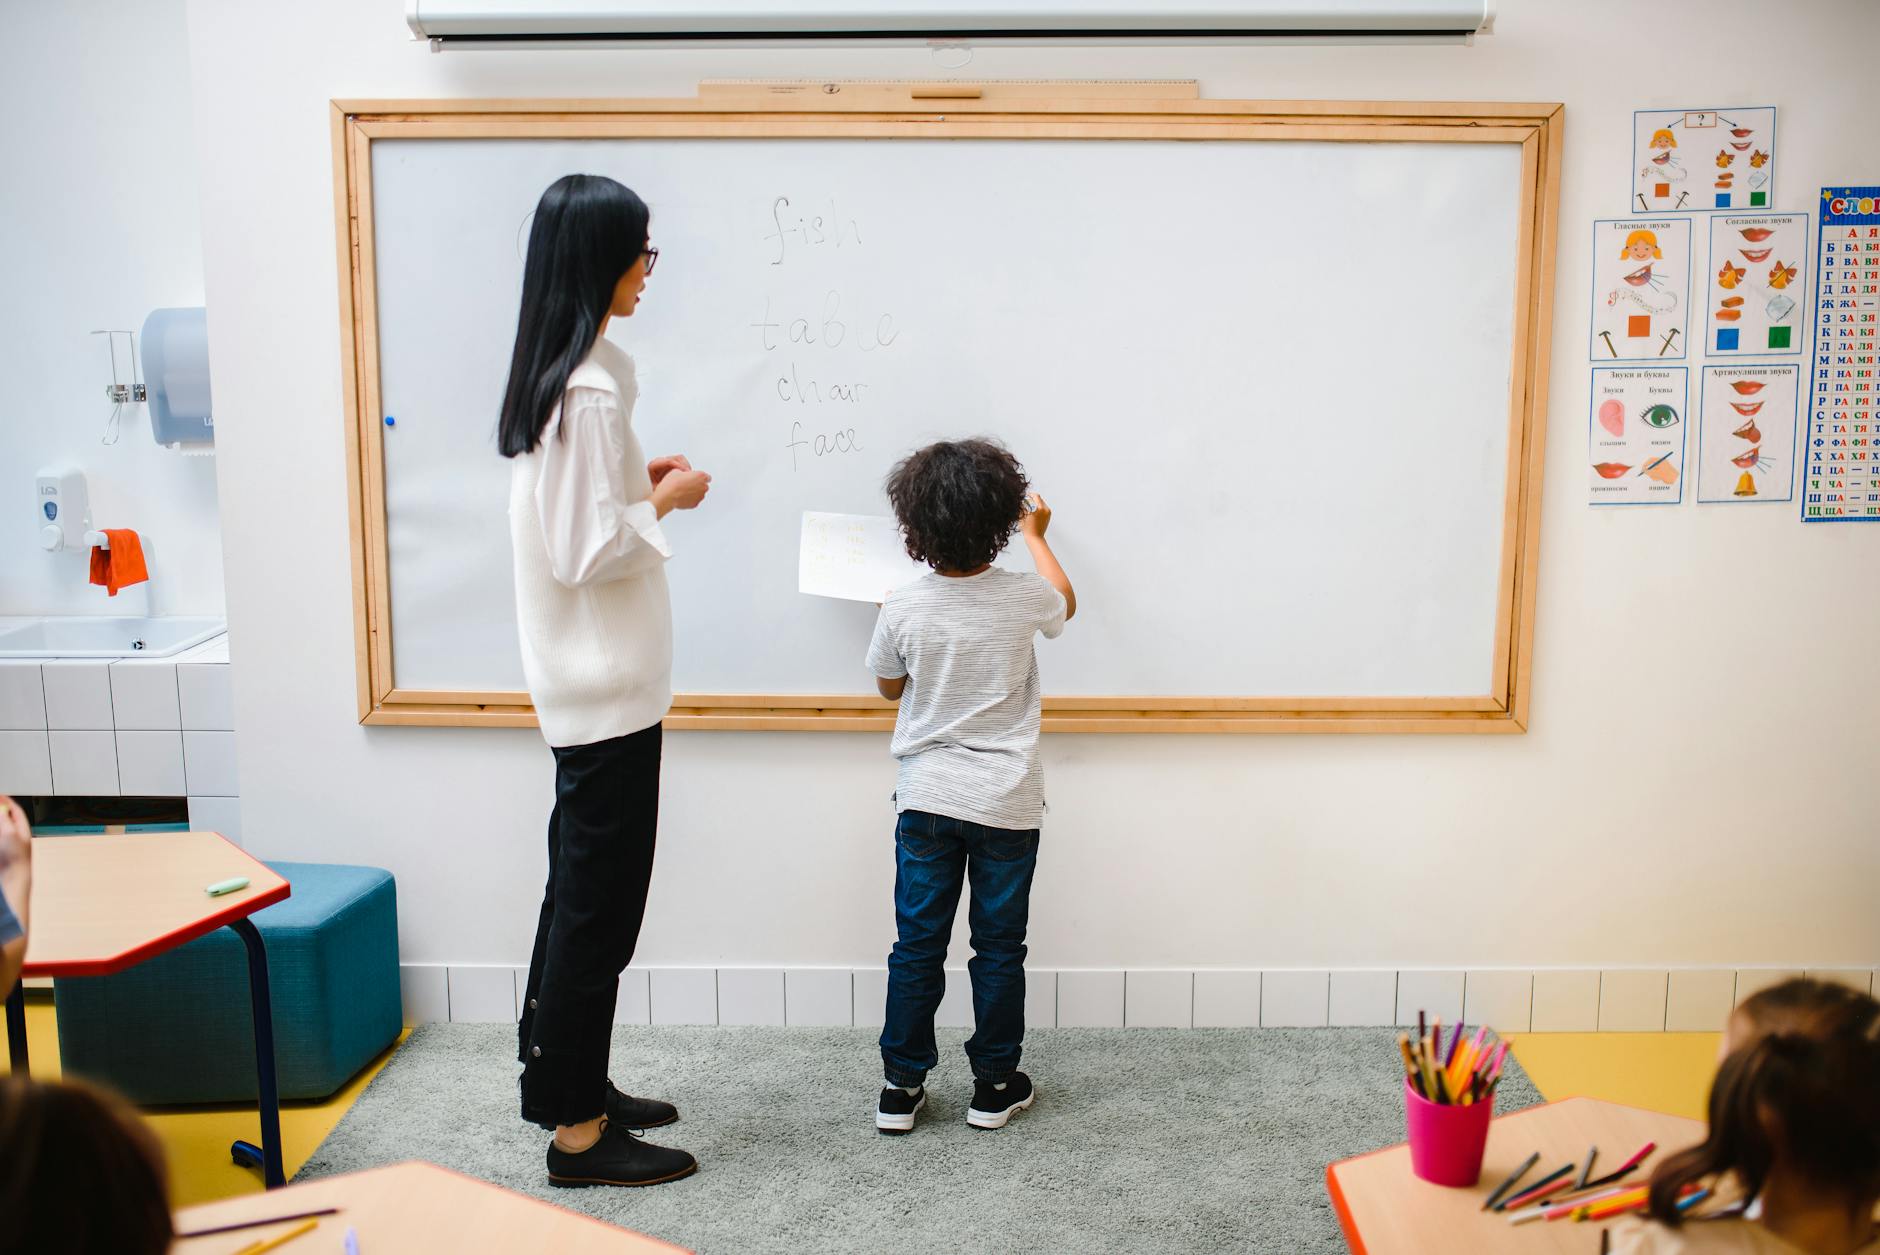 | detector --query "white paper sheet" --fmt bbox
[798,511,926,603]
